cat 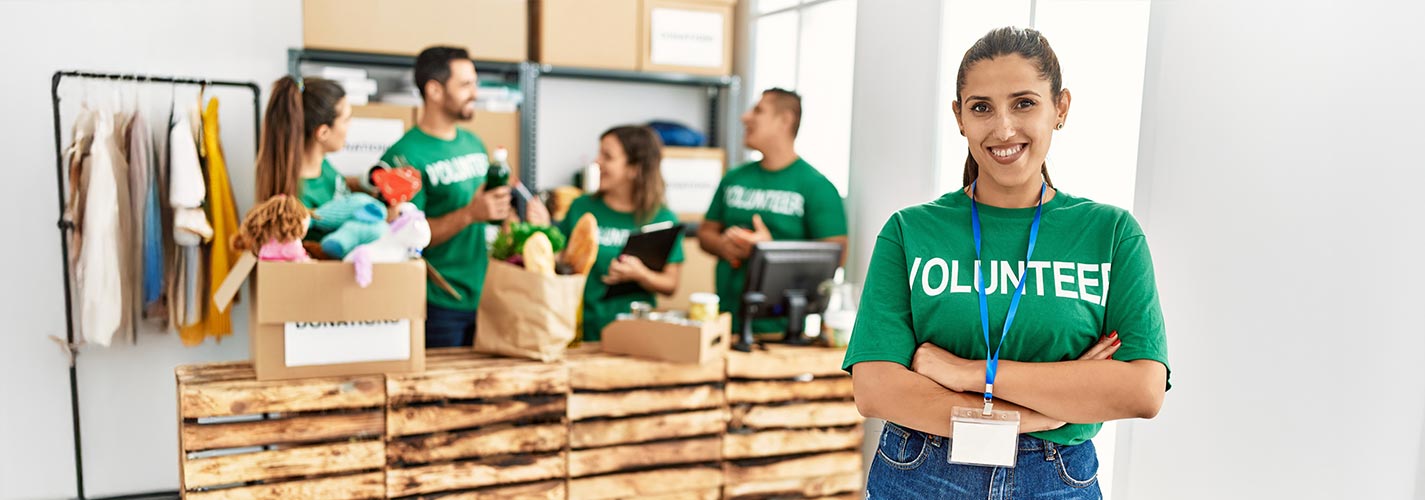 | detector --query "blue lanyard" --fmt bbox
[970,181,1046,415]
